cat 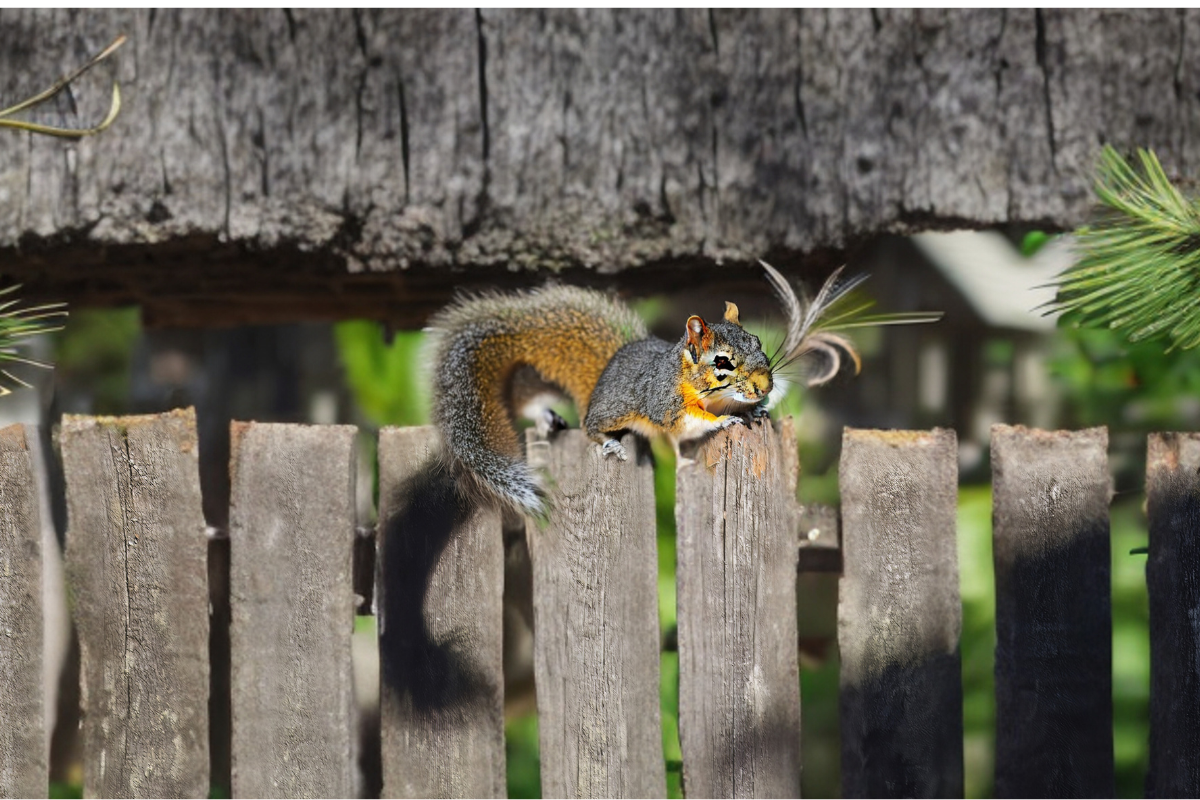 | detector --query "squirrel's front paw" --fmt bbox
[599,438,629,461]
[716,415,745,431]
[747,403,770,421]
